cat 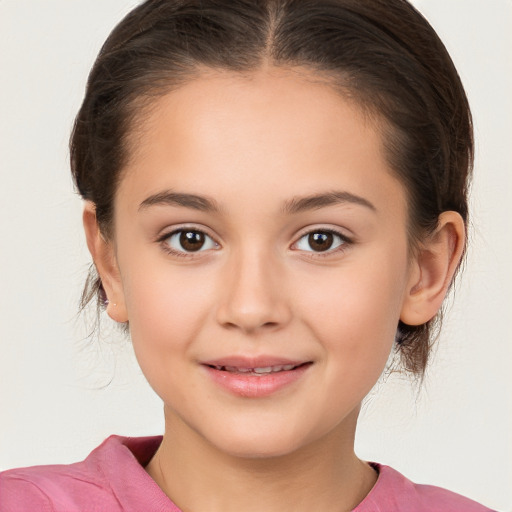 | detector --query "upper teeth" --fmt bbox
[215,364,297,373]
